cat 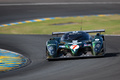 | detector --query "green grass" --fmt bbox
[0,15,120,35]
